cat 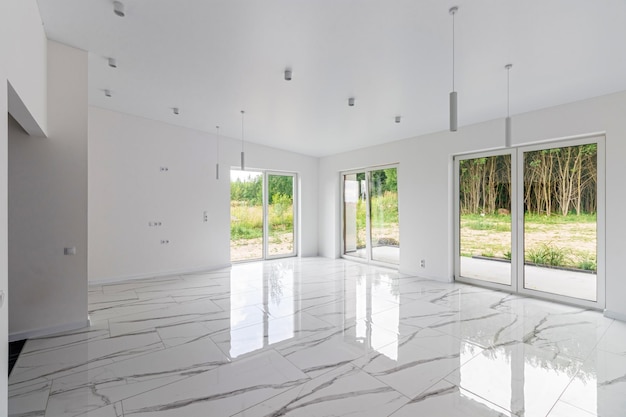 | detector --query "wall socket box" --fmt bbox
[64,247,77,255]
[420,259,426,268]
